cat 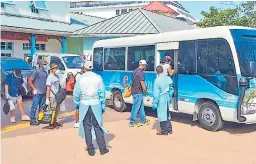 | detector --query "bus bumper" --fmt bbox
[243,114,256,124]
